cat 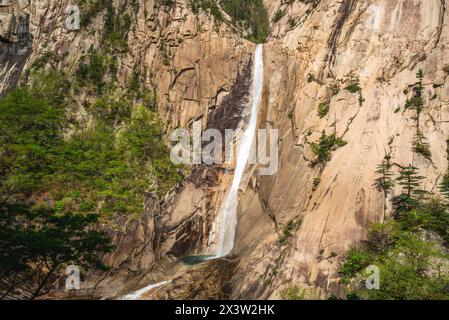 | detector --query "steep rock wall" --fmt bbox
[229,0,449,298]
